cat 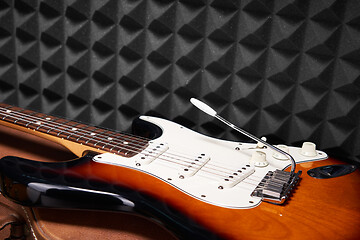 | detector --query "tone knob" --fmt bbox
[272,145,289,160]
[300,142,317,157]
[250,151,268,167]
